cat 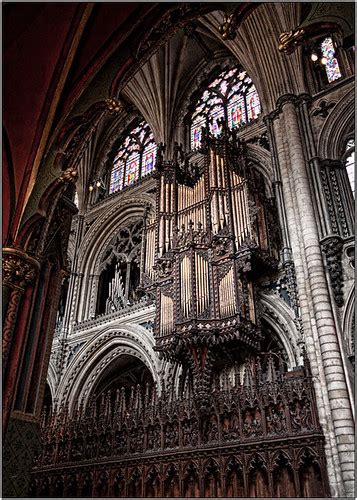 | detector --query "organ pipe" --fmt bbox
[140,138,276,349]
